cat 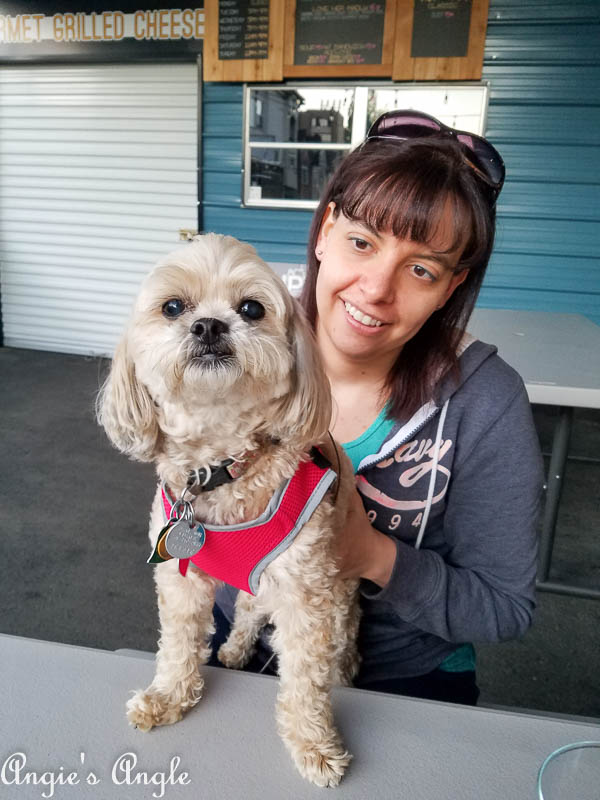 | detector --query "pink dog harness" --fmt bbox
[159,451,337,595]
